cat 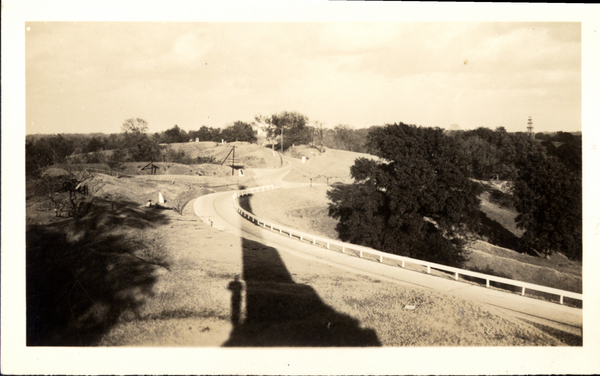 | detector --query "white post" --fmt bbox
[401,260,405,268]
[326,243,329,249]
[280,229,282,234]
[560,295,564,305]
[427,265,431,274]
[359,251,363,258]
[289,232,292,238]
[455,272,458,280]
[379,255,383,263]
[486,280,490,288]
[270,225,273,230]
[342,246,345,253]
[300,235,303,241]
[313,239,316,244]
[521,287,526,296]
